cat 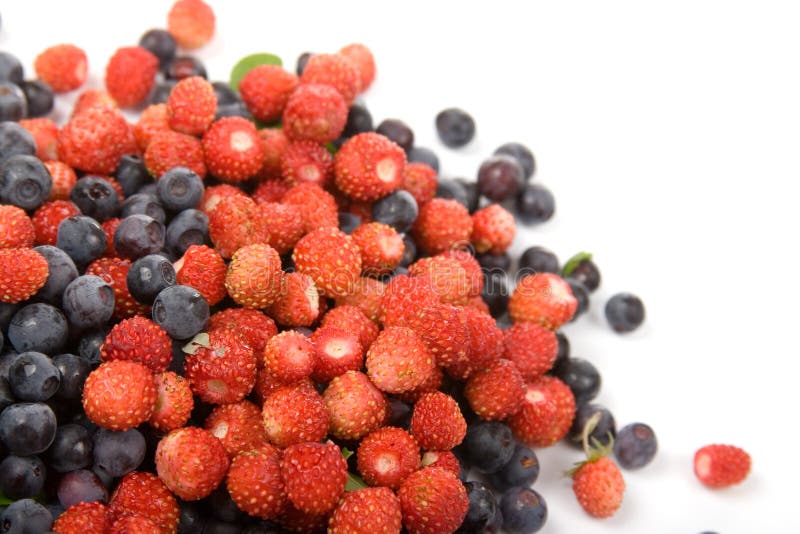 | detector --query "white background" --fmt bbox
[2,1,799,532]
